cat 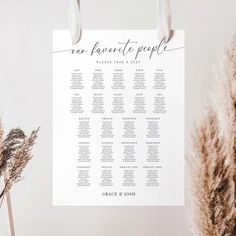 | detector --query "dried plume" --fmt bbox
[0,120,4,175]
[188,107,235,236]
[0,128,26,177]
[188,36,236,235]
[0,128,39,199]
